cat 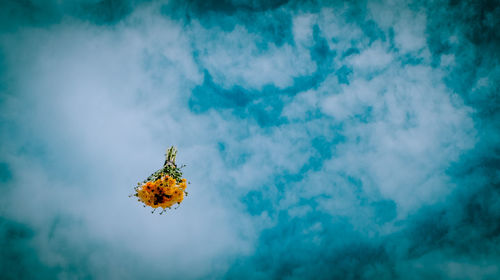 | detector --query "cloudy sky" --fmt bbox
[1,0,499,279]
